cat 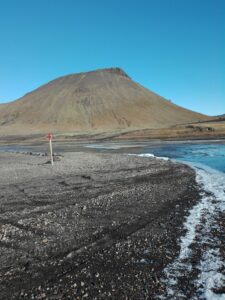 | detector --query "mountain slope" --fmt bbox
[0,68,210,134]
